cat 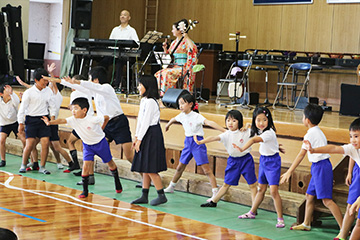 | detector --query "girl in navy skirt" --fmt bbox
[234,107,285,228]
[131,75,167,206]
